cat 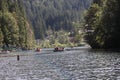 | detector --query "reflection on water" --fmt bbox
[0,47,120,80]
